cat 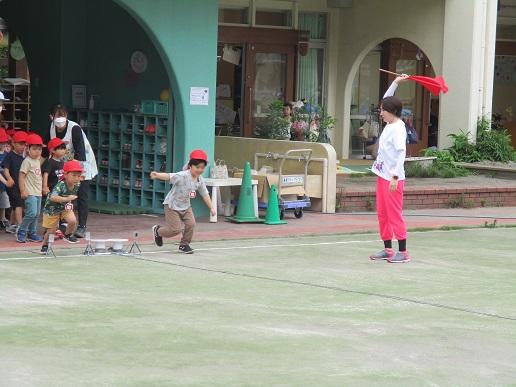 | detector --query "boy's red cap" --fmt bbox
[189,149,208,162]
[26,133,45,146]
[6,128,15,136]
[63,160,83,174]
[47,137,66,152]
[12,131,28,143]
[0,128,8,143]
